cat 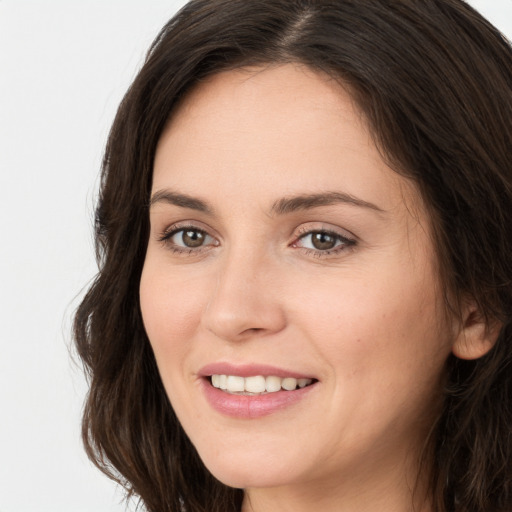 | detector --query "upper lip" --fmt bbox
[198,362,316,380]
